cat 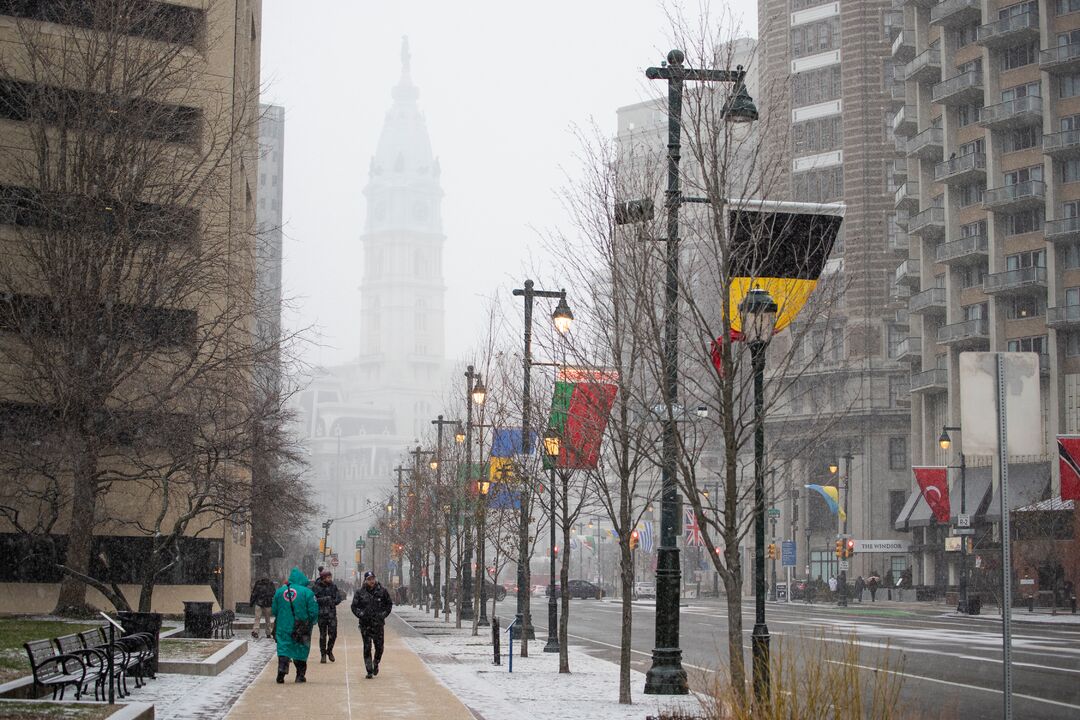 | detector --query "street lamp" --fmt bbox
[542,426,561,653]
[432,415,462,622]
[740,286,777,704]
[940,425,970,614]
[461,365,484,625]
[511,279,575,647]
[471,376,487,406]
[830,450,854,608]
[639,48,758,697]
[455,422,466,445]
